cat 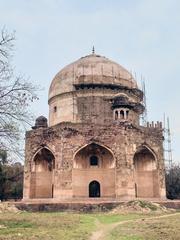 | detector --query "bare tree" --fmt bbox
[0,28,38,159]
